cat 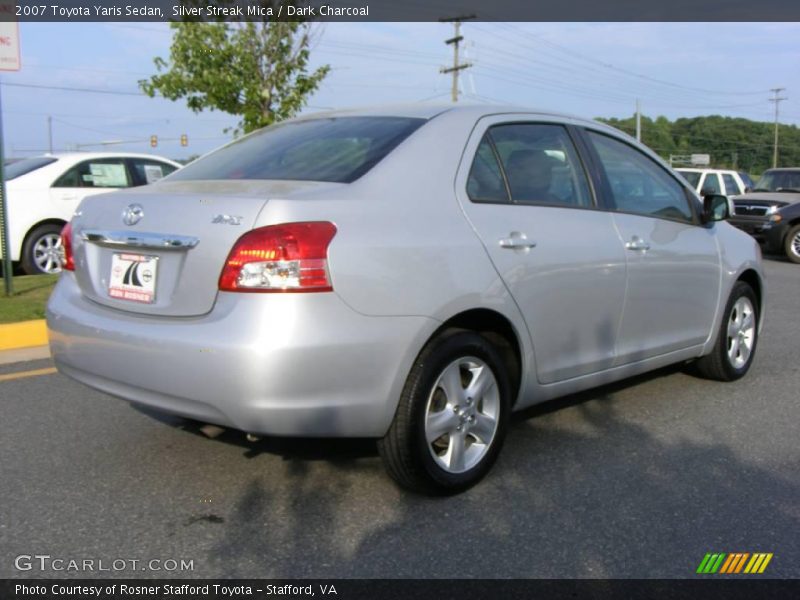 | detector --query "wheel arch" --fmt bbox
[782,216,800,246]
[22,218,68,252]
[736,268,763,321]
[429,308,524,408]
[20,219,68,273]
